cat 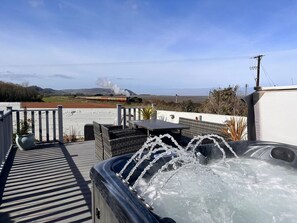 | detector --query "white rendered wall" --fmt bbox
[1,103,248,139]
[41,108,239,138]
[254,89,297,145]
[31,108,118,139]
[157,110,246,124]
[63,108,117,137]
[0,102,21,111]
[0,104,117,139]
